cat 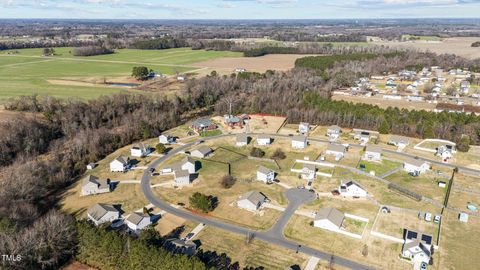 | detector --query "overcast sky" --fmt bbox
[1,0,480,19]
